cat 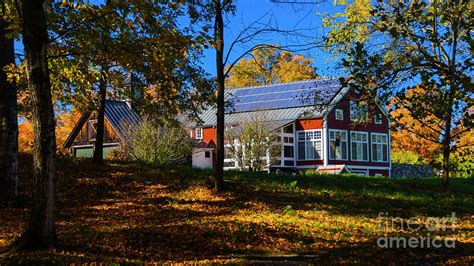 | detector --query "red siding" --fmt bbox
[327,91,388,133]
[369,169,389,176]
[326,91,390,169]
[296,118,323,130]
[203,127,216,143]
[296,160,323,166]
